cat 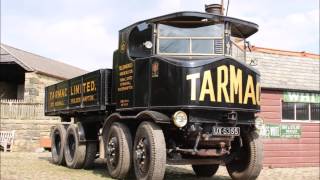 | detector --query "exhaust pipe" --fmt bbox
[205,1,224,15]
